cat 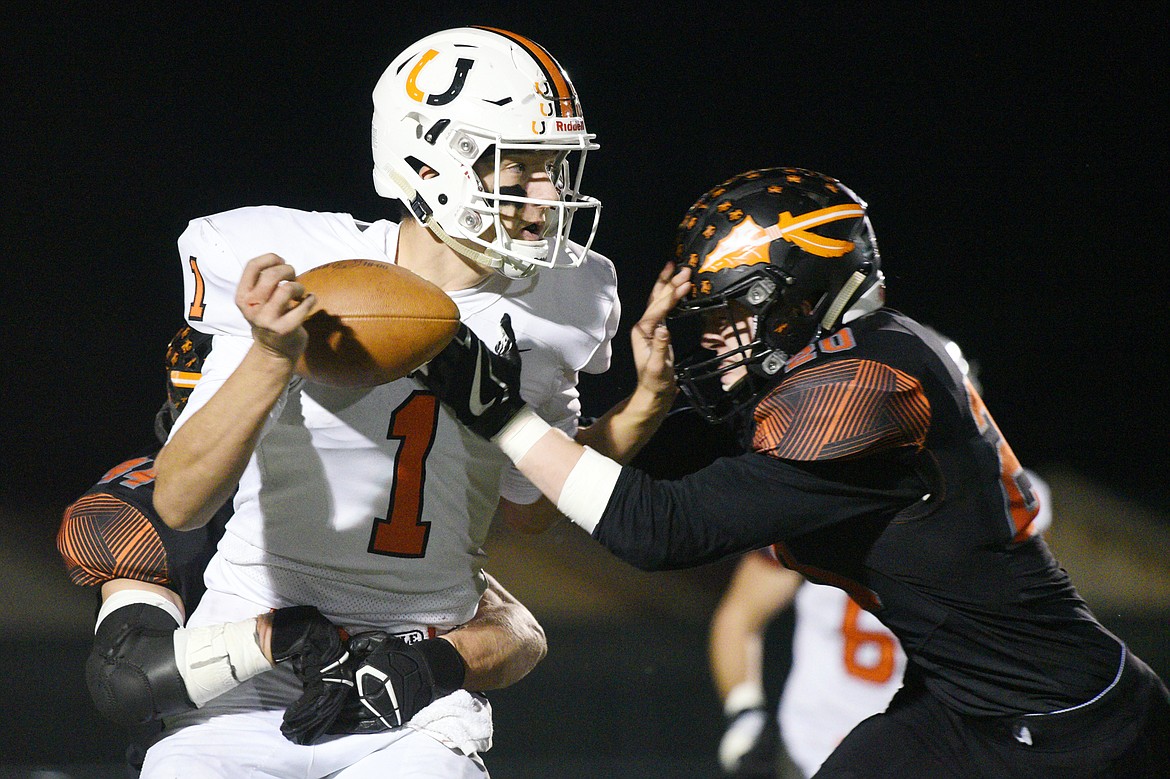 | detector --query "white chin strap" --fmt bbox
[427,217,538,279]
